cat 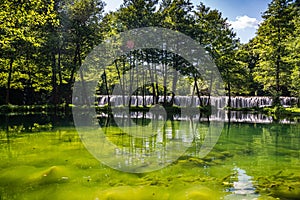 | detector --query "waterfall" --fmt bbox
[97,95,298,108]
